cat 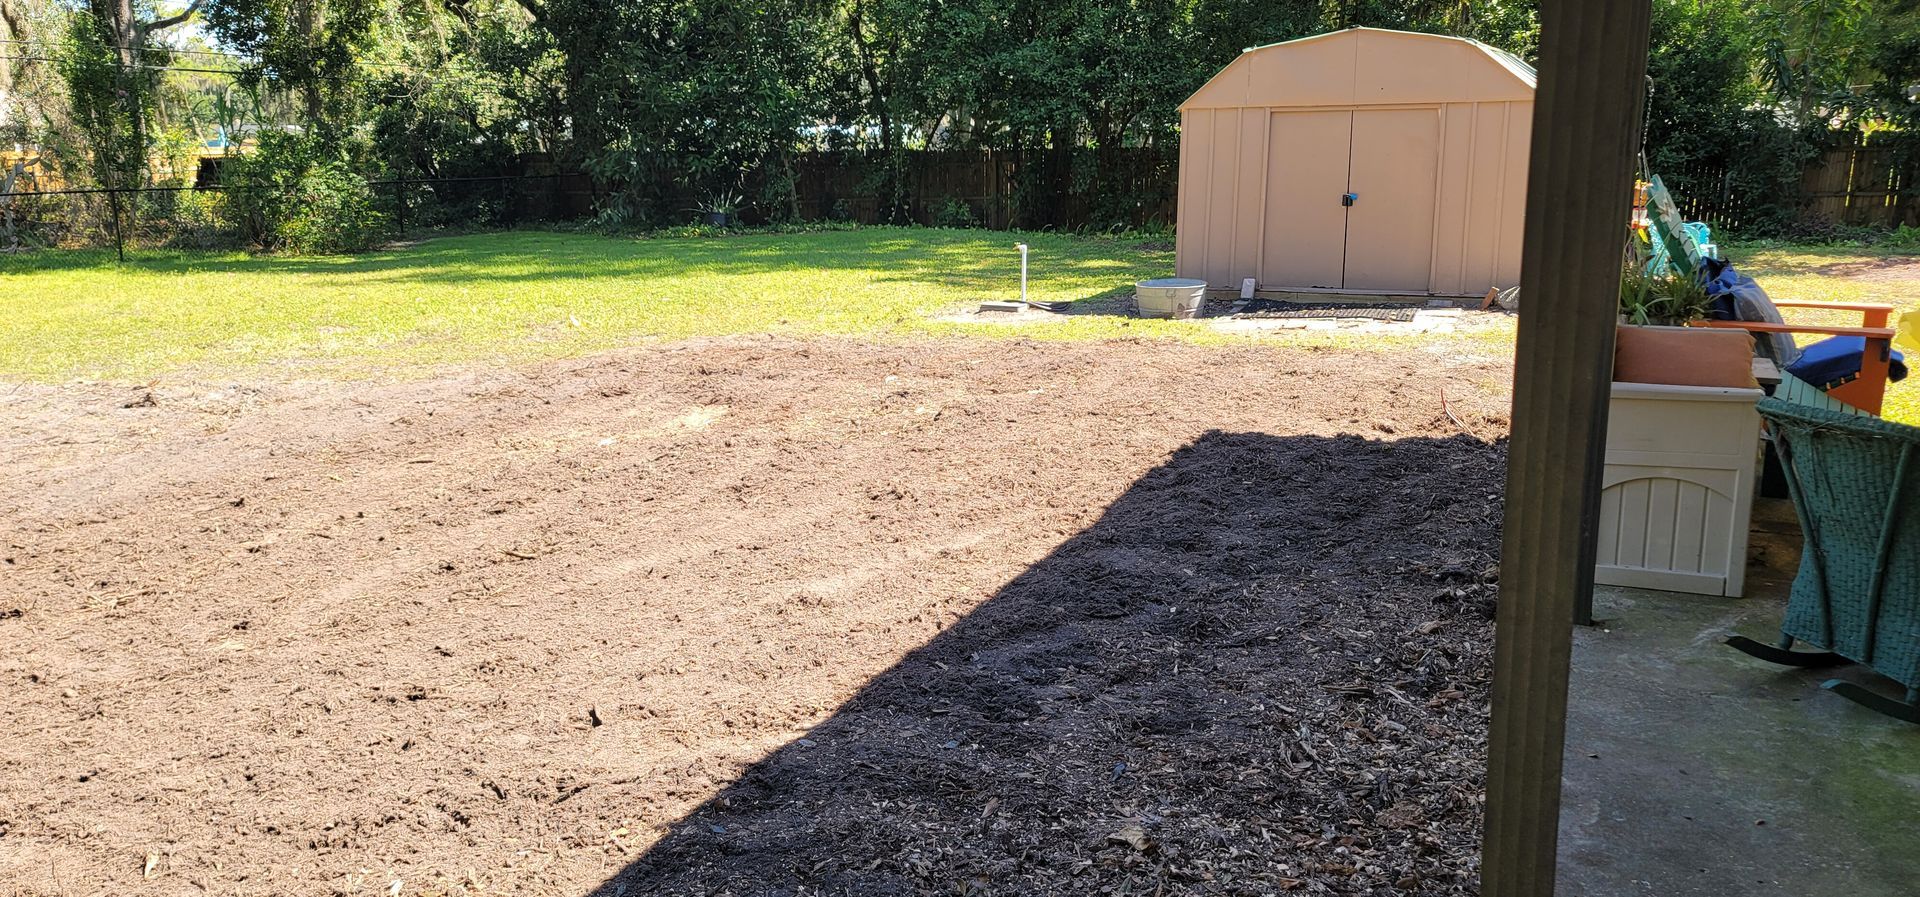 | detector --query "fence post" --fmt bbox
[108,187,126,263]
[984,149,997,229]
